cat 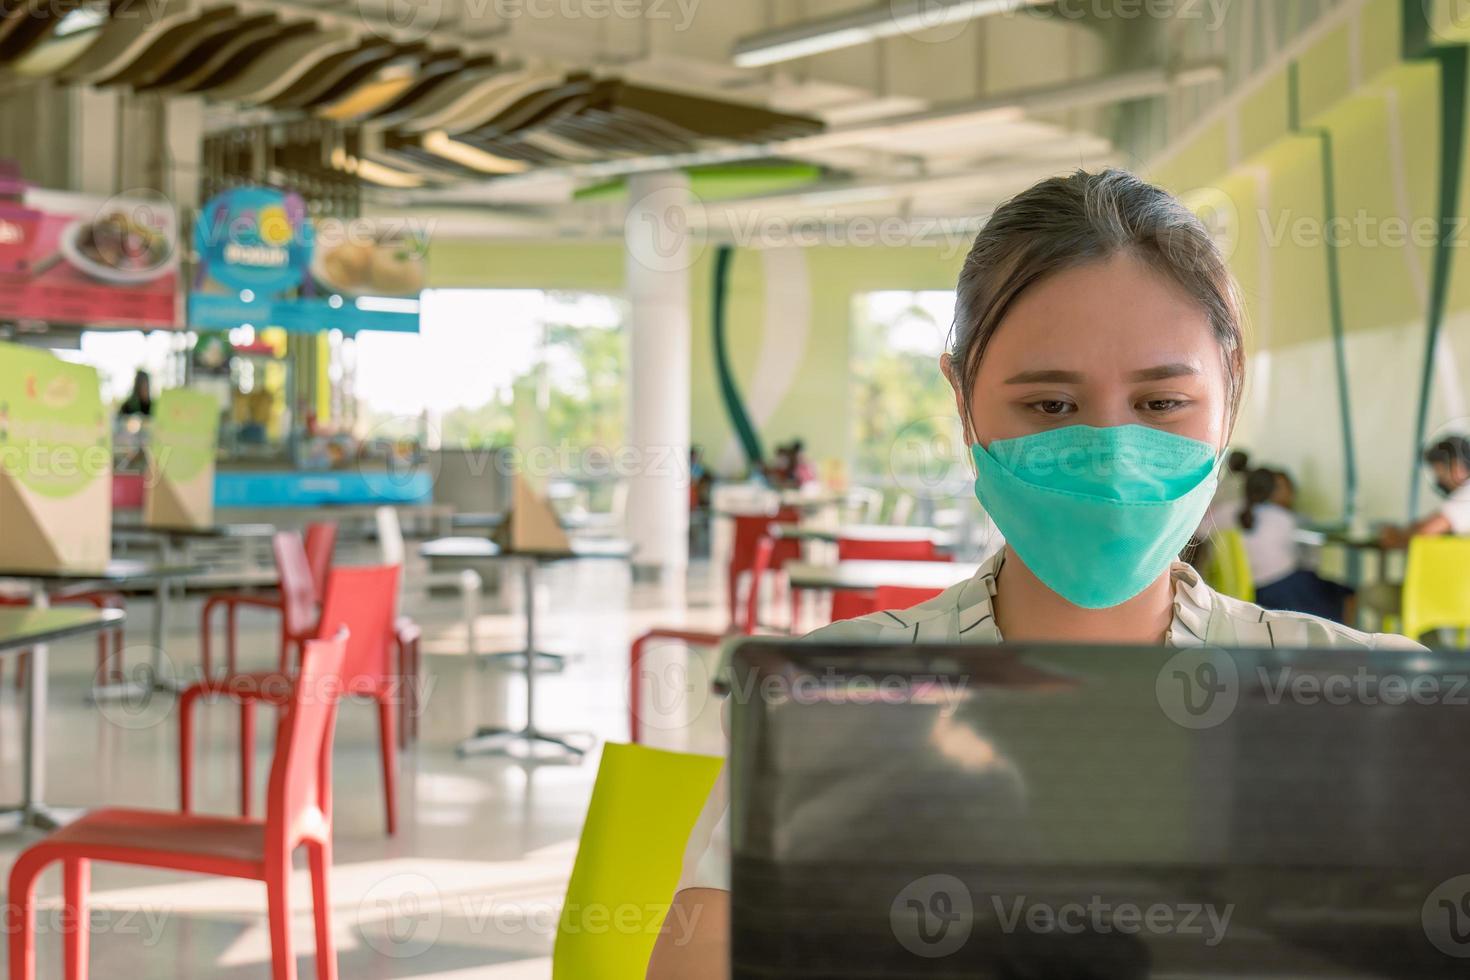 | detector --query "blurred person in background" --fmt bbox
[1240,467,1355,624]
[118,369,152,417]
[1378,435,1470,546]
[1203,448,1250,530]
